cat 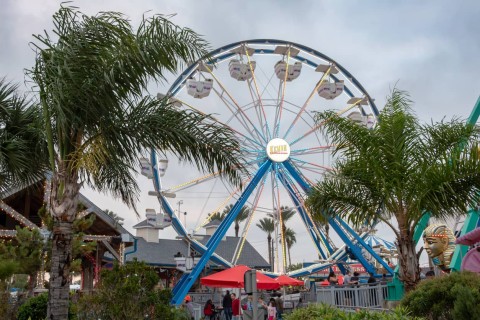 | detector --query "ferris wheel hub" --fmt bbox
[266,138,291,163]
